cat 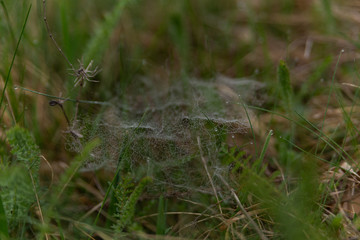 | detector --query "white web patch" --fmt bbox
[65,75,266,189]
